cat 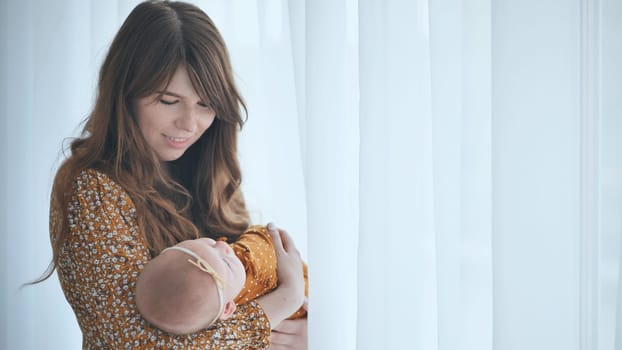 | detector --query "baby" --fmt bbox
[135,224,308,335]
